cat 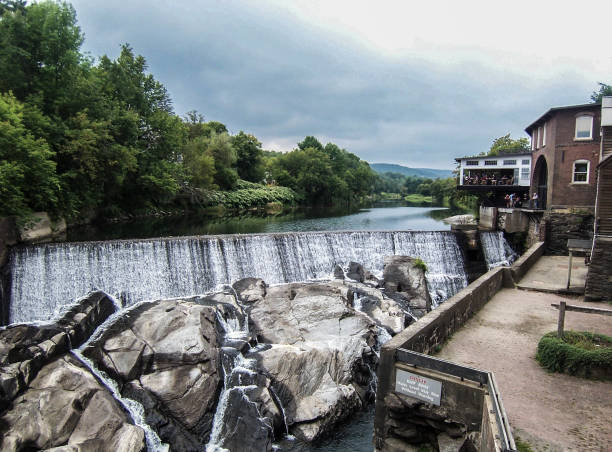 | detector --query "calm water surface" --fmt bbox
[67,202,470,242]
